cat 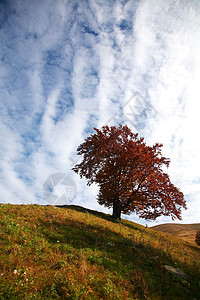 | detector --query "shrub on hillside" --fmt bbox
[195,231,200,246]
